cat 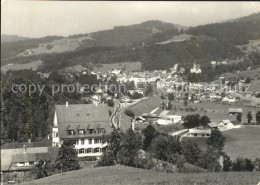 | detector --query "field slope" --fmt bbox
[24,165,260,185]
